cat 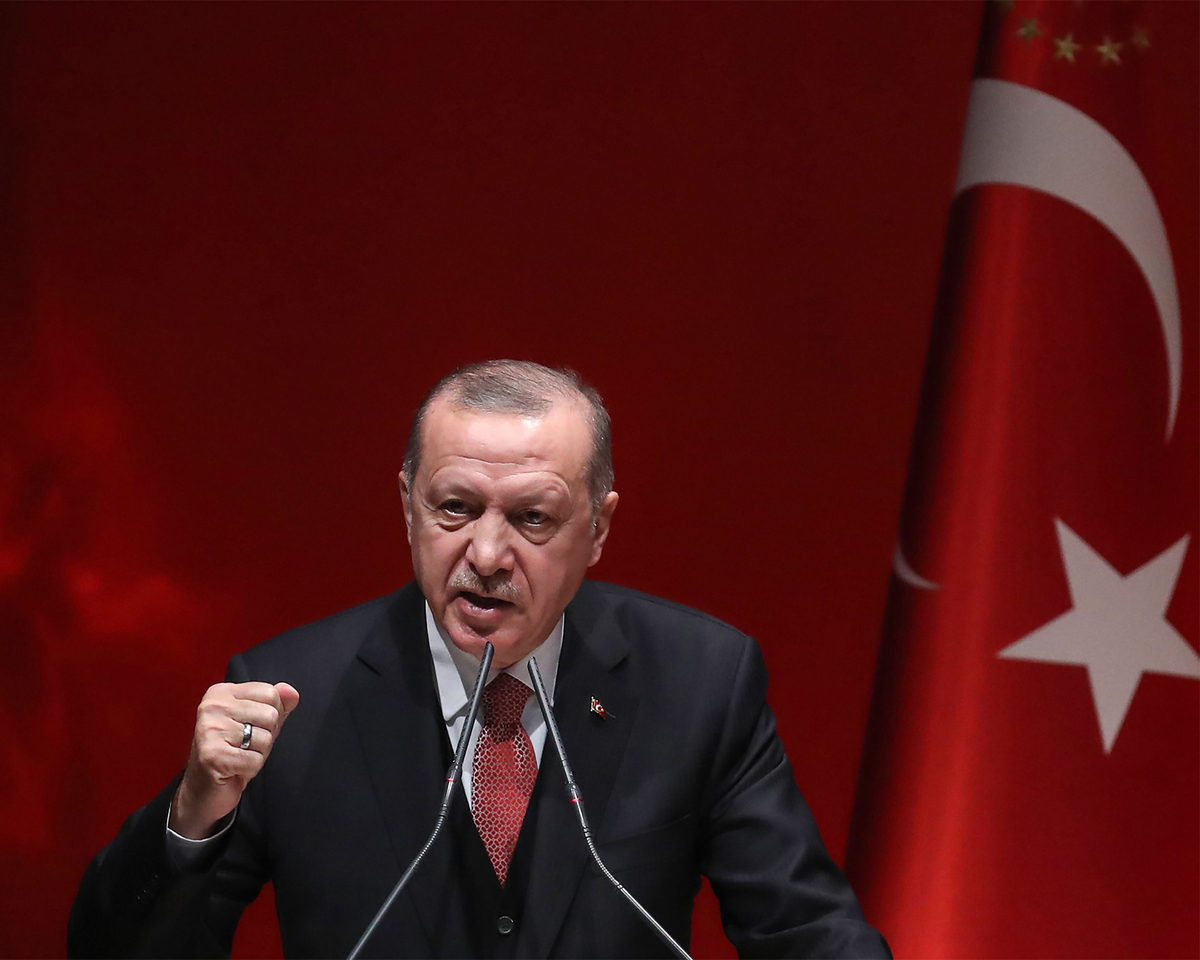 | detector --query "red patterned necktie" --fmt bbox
[471,672,538,886]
